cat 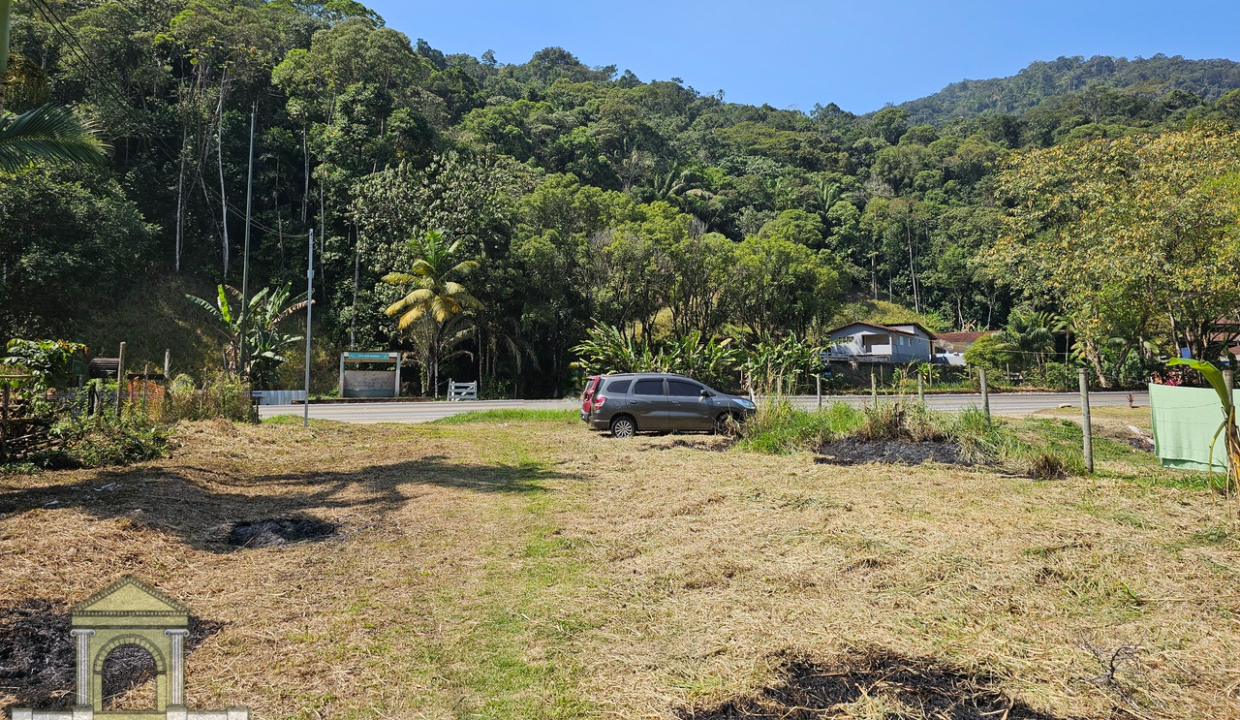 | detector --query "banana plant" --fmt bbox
[1168,358,1239,498]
